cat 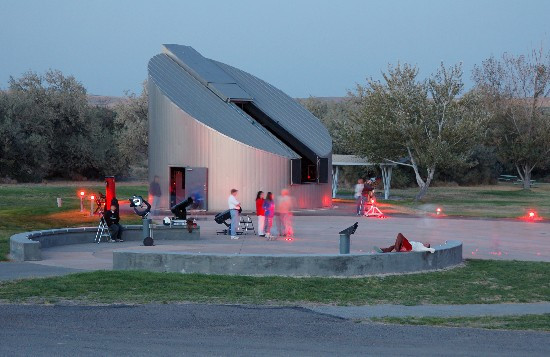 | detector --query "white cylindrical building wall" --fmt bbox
[148,81,332,211]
